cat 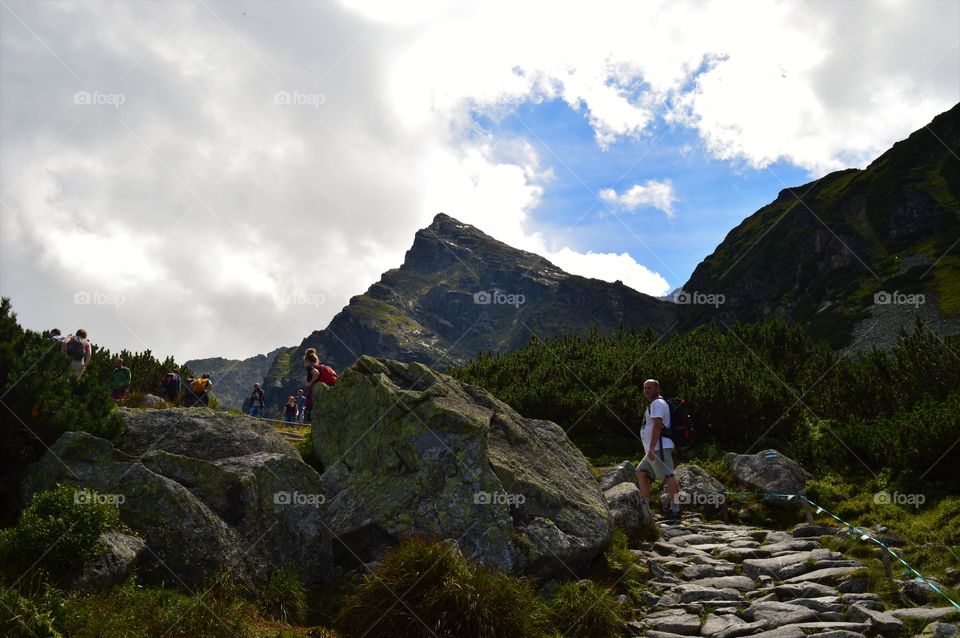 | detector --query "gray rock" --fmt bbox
[888,607,960,621]
[714,620,770,638]
[792,523,839,538]
[720,546,772,562]
[645,608,702,635]
[312,356,612,580]
[24,410,336,588]
[138,393,166,408]
[672,464,726,513]
[739,626,806,638]
[848,604,903,637]
[702,613,749,637]
[725,449,811,505]
[904,577,945,604]
[604,482,655,540]
[805,631,869,638]
[762,539,822,553]
[744,600,820,625]
[742,548,833,579]
[772,582,841,600]
[921,622,959,638]
[787,623,869,634]
[599,460,639,491]
[842,592,885,610]
[789,596,845,613]
[682,562,736,579]
[781,566,865,585]
[838,574,870,593]
[71,531,145,592]
[688,575,756,592]
[673,583,742,603]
